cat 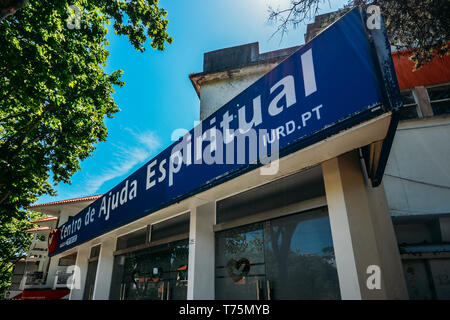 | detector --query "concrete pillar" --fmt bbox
[92,238,115,300]
[45,256,60,288]
[414,86,433,117]
[19,272,27,291]
[69,245,90,300]
[187,202,216,300]
[322,150,408,300]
